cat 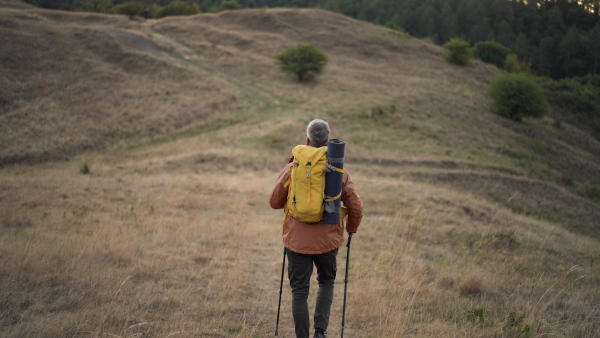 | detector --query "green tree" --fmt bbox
[560,26,584,77]
[473,40,512,68]
[510,33,532,60]
[496,20,516,48]
[113,2,146,19]
[455,0,472,36]
[537,35,560,78]
[418,5,438,41]
[357,1,378,23]
[443,37,472,66]
[275,43,328,82]
[438,1,459,43]
[487,73,549,121]
[220,0,241,11]
[155,0,200,18]
[589,23,600,75]
[469,17,494,42]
